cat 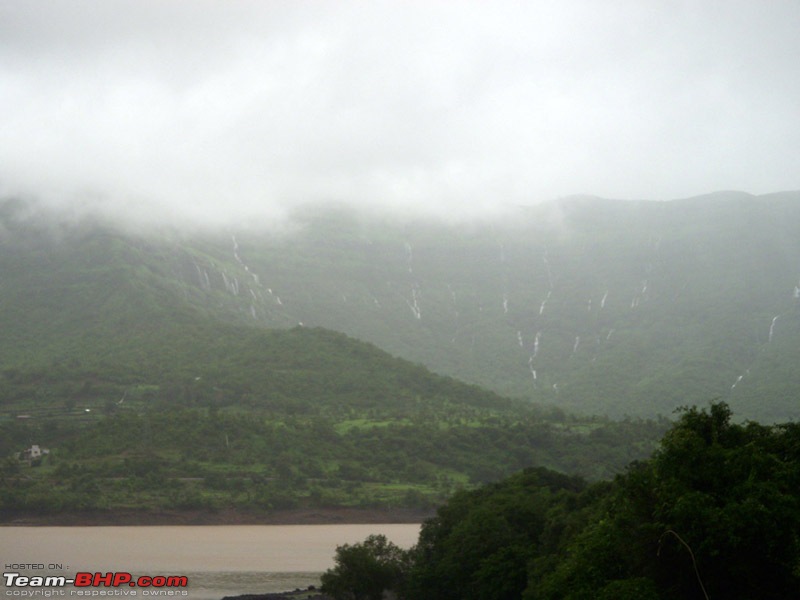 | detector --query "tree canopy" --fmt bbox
[321,534,410,600]
[320,402,800,599]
